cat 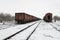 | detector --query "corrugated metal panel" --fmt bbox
[15,13,40,24]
